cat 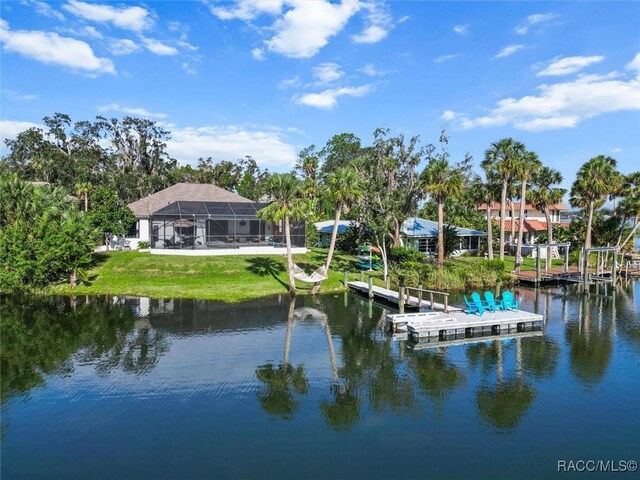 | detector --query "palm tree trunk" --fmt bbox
[510,200,516,252]
[311,202,343,295]
[585,201,595,250]
[619,216,640,250]
[499,180,507,260]
[515,181,527,273]
[284,216,296,294]
[545,207,553,267]
[437,200,444,268]
[486,205,494,260]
